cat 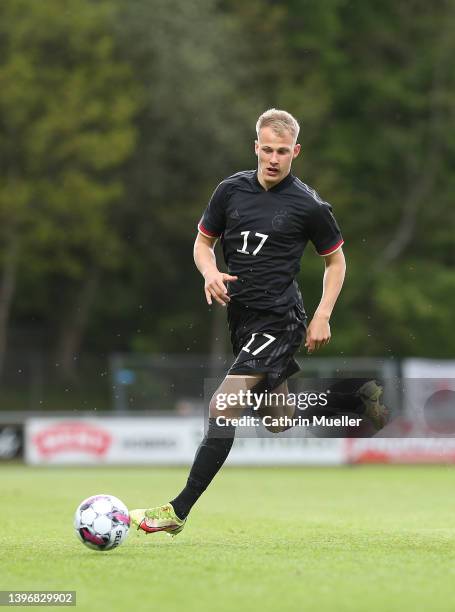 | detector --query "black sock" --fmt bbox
[170,418,235,520]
